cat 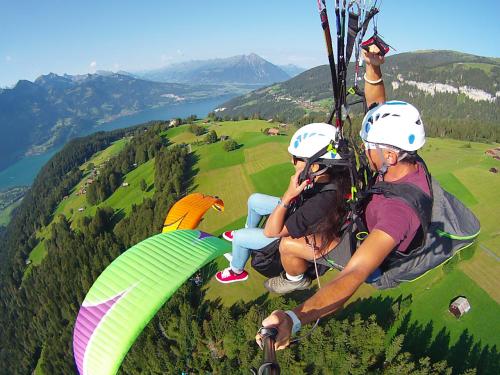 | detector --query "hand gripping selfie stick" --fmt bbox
[252,327,280,375]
